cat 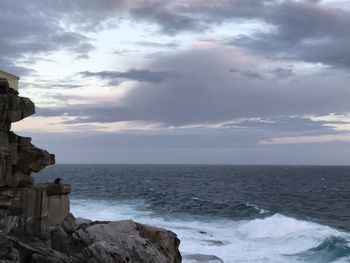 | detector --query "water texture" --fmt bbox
[37,165,350,262]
